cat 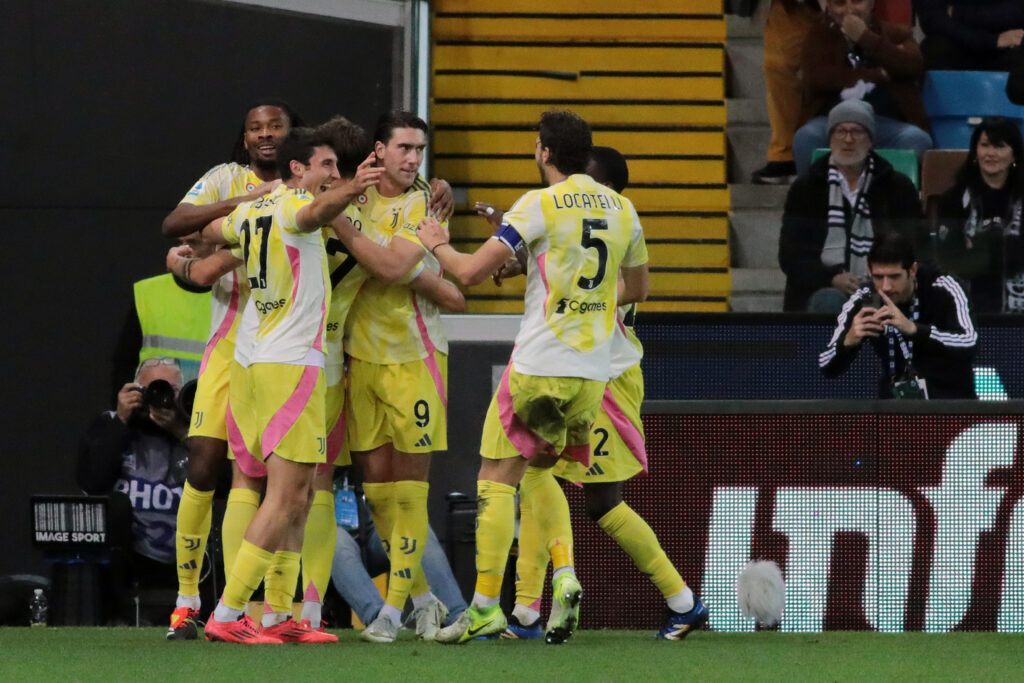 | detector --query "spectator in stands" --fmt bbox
[78,357,190,622]
[110,232,215,396]
[751,0,821,185]
[792,0,932,177]
[779,99,924,312]
[918,0,1024,72]
[1008,59,1024,105]
[932,117,1024,313]
[819,231,978,399]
